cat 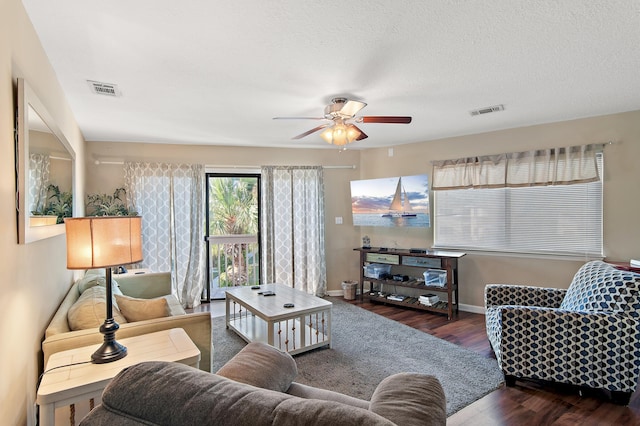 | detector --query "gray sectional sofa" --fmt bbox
[80,342,447,426]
